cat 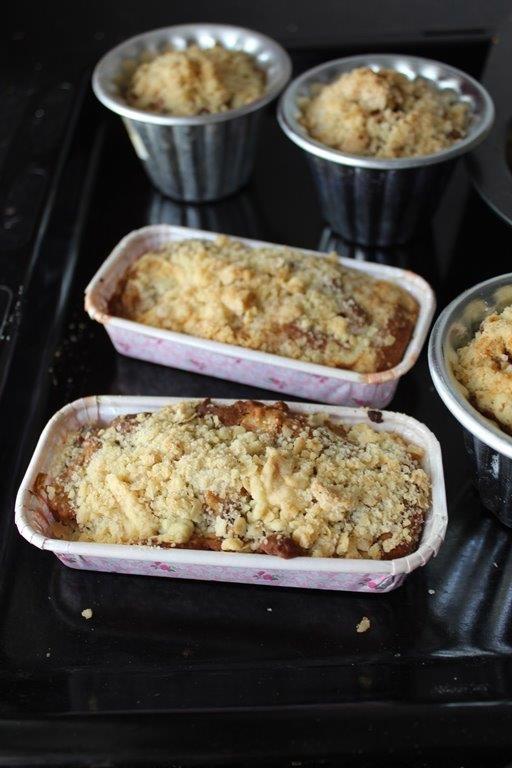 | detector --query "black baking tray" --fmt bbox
[469,12,512,229]
[2,24,512,768]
